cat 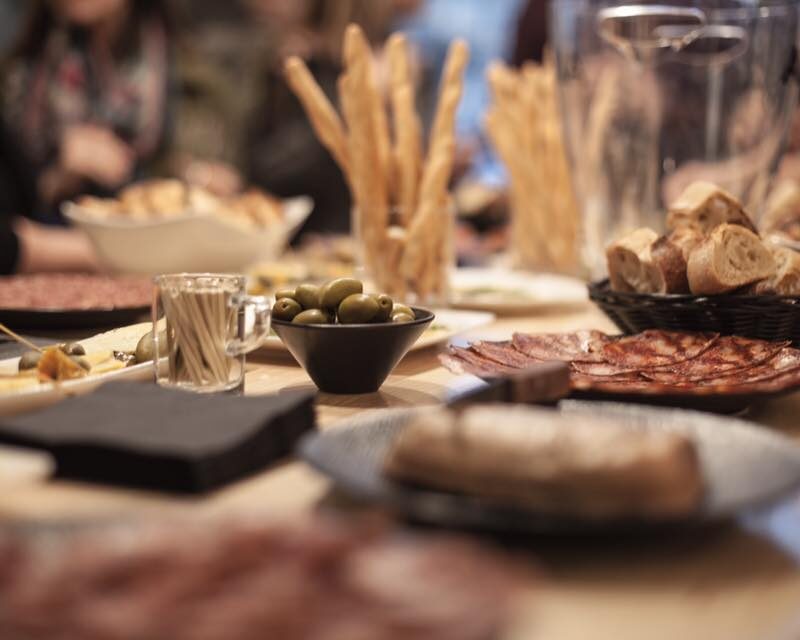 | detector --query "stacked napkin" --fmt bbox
[0,382,315,493]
